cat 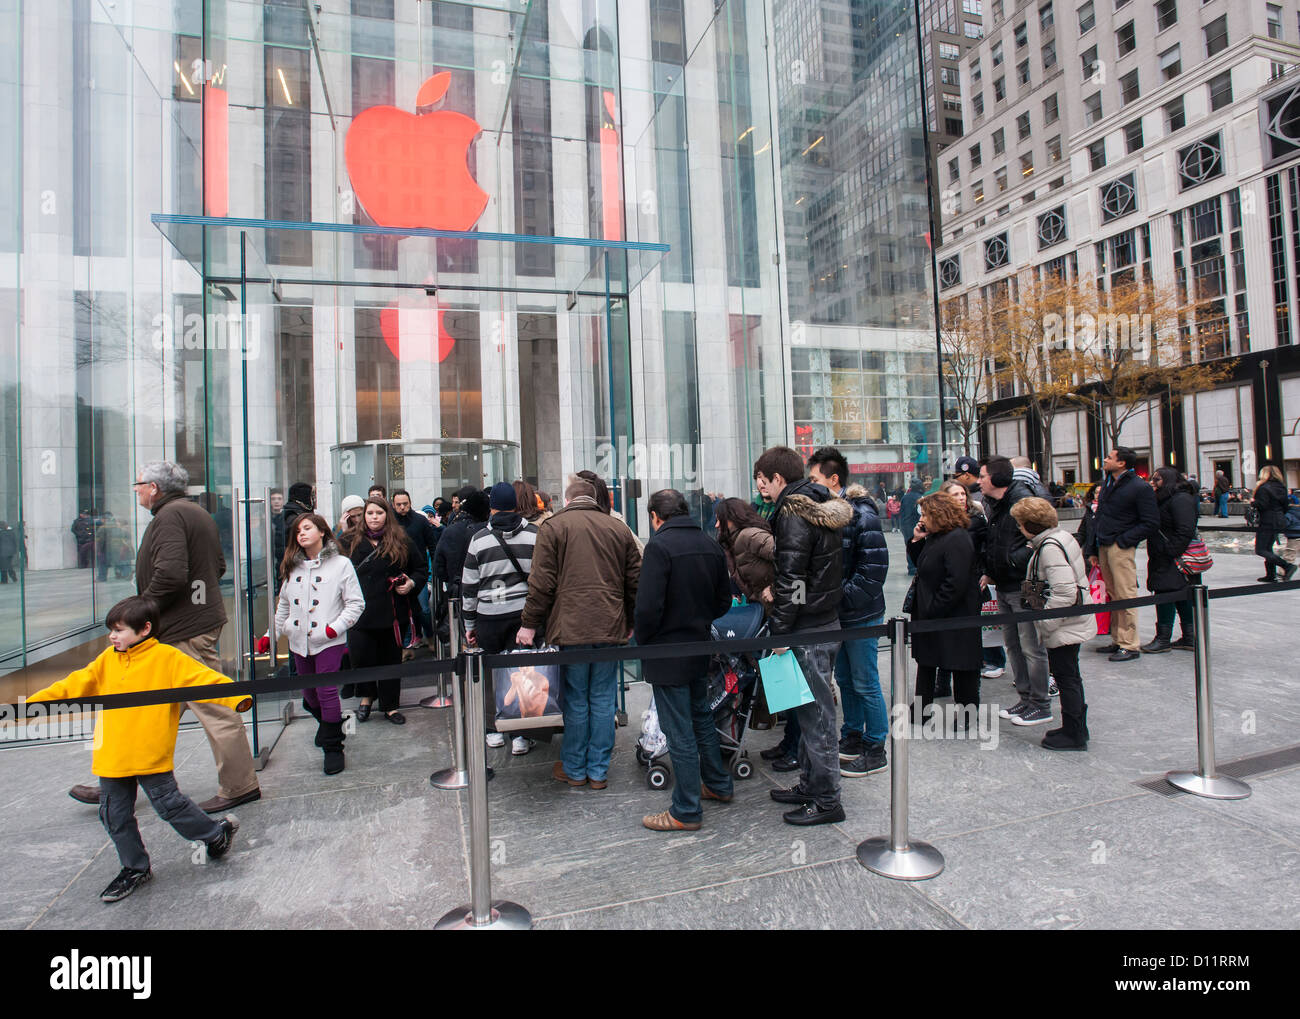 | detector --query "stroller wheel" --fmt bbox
[634,745,648,766]
[732,757,753,780]
[646,764,672,791]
